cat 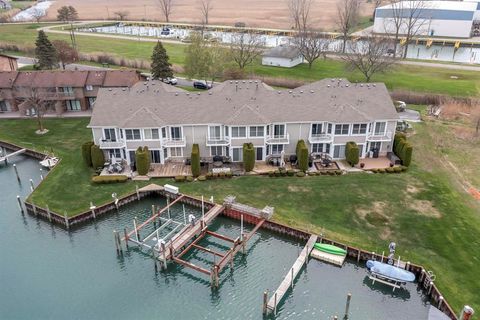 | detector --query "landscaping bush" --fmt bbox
[274,170,281,177]
[334,170,343,175]
[296,171,305,177]
[400,166,408,172]
[219,172,226,179]
[206,172,213,180]
[402,143,413,167]
[268,171,275,177]
[296,140,309,172]
[393,166,402,173]
[287,170,295,176]
[393,133,413,167]
[345,141,359,166]
[91,175,128,184]
[370,168,378,173]
[198,175,207,181]
[378,168,386,173]
[90,145,105,169]
[226,172,233,178]
[320,171,328,175]
[386,167,395,173]
[174,175,186,182]
[135,146,150,175]
[190,144,201,177]
[243,143,255,172]
[186,176,194,182]
[81,141,94,167]
[327,170,335,175]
